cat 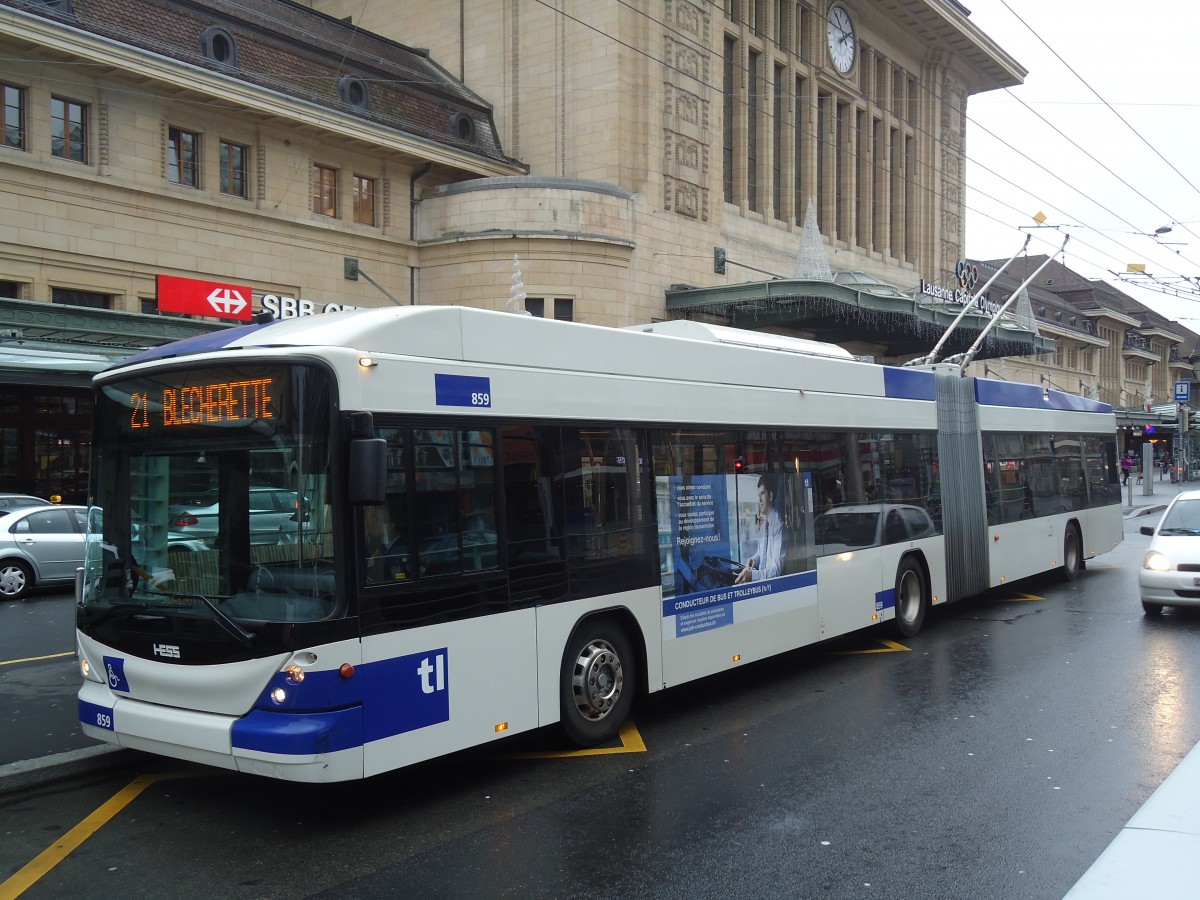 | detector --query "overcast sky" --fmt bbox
[962,0,1200,328]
